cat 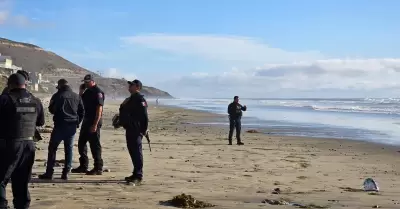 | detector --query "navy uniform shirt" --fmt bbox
[0,88,45,139]
[81,85,104,125]
[119,92,148,134]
